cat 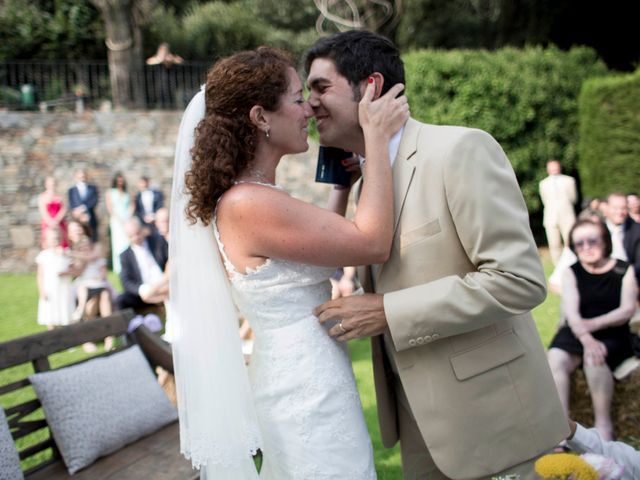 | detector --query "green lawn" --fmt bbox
[0,258,561,477]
